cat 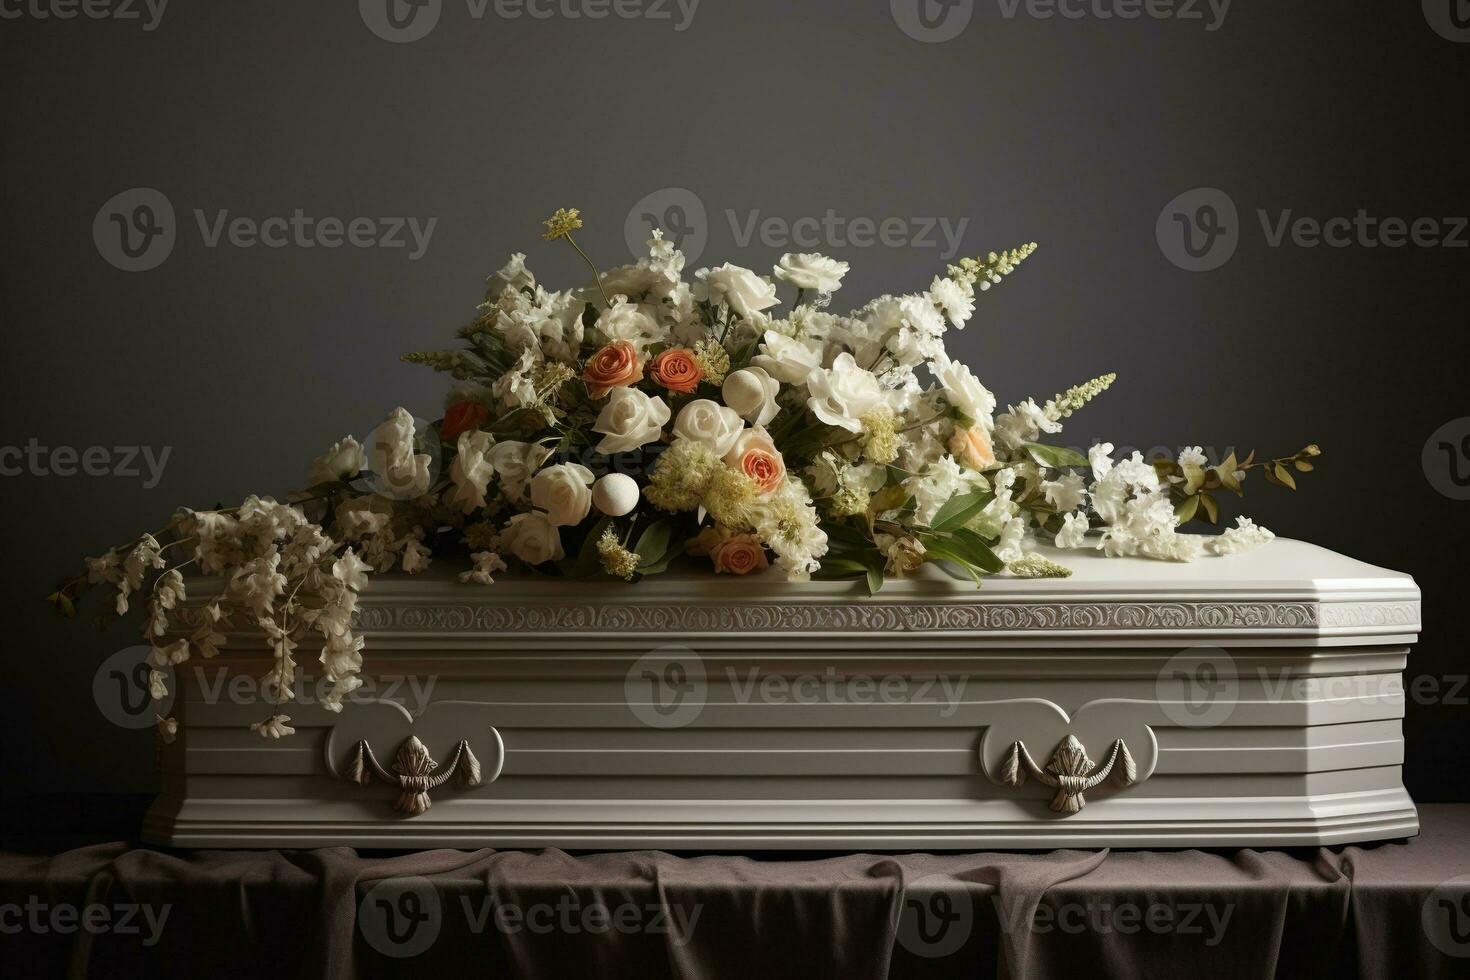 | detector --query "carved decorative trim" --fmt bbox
[1319,601,1421,629]
[177,597,1418,636]
[1000,735,1140,813]
[335,599,1416,635]
[346,735,485,814]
